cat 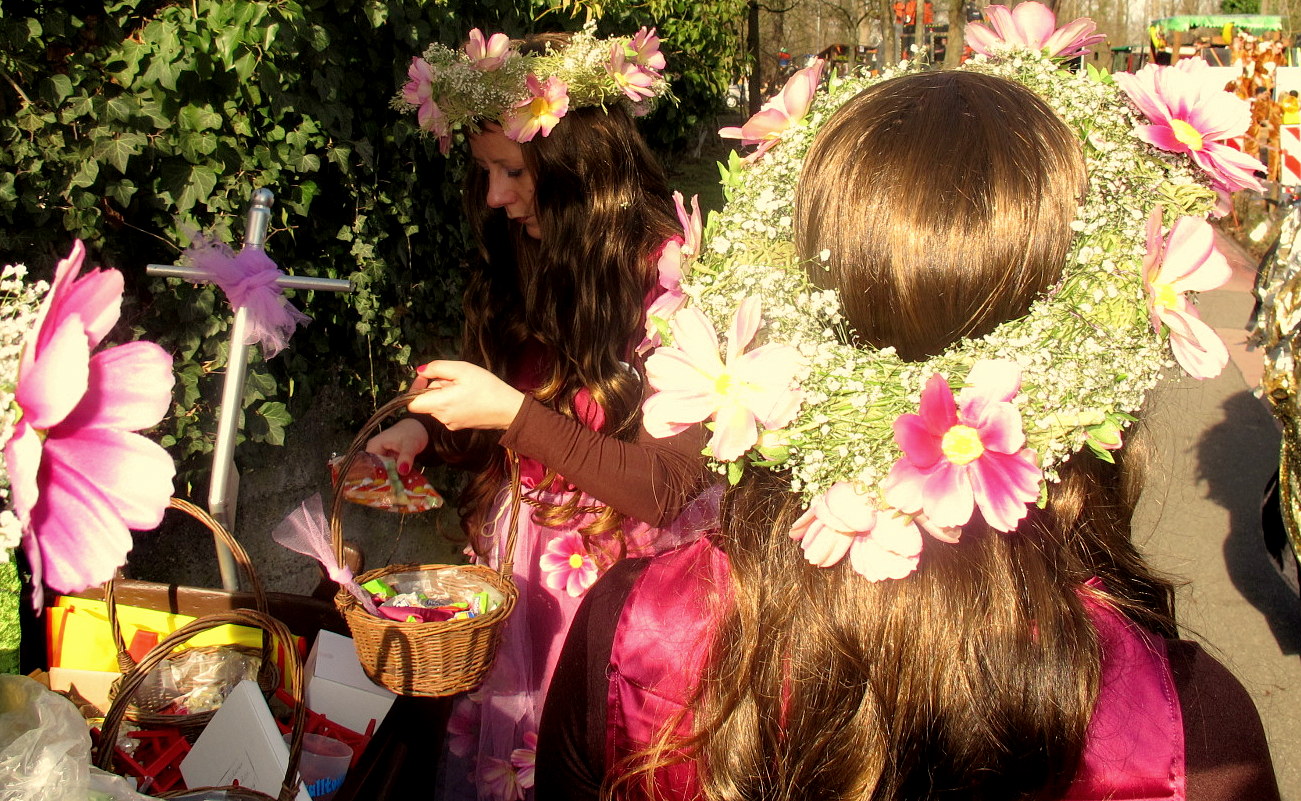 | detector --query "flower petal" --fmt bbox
[42,428,174,529]
[16,311,90,430]
[28,454,135,593]
[59,342,174,431]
